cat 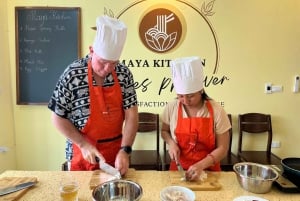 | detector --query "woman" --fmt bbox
[161,56,231,181]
